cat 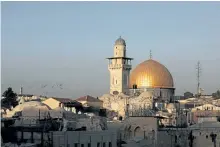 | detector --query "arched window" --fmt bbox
[134,127,142,137]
